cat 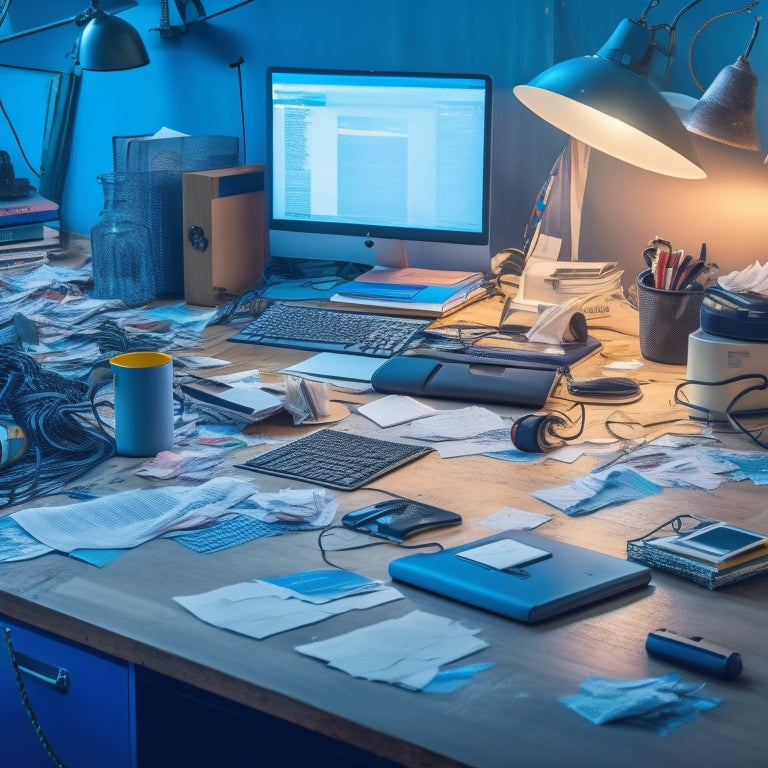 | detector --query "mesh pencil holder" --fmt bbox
[636,269,704,365]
